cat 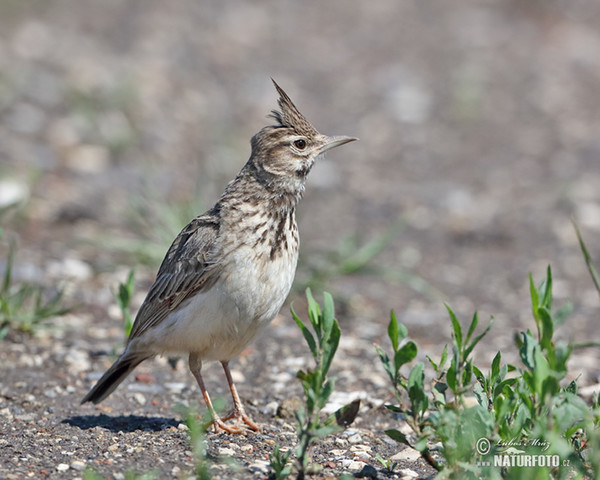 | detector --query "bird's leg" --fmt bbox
[188,354,245,434]
[220,360,261,432]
